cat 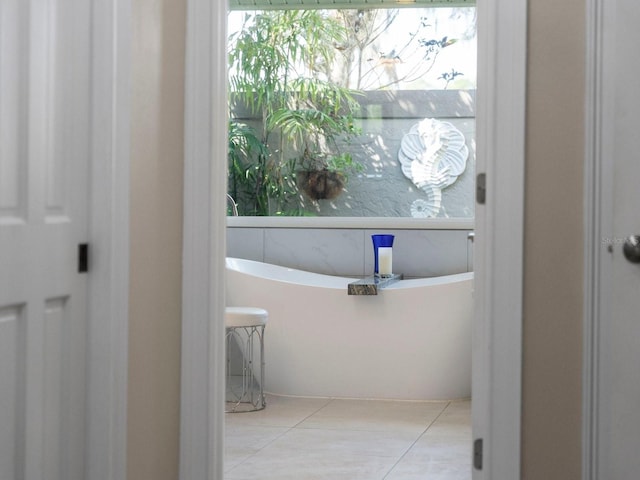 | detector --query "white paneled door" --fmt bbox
[0,1,91,479]
[589,1,640,478]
